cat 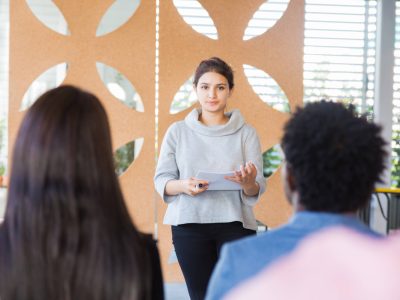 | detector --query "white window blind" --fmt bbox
[0,0,9,172]
[304,0,377,117]
[391,1,400,187]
